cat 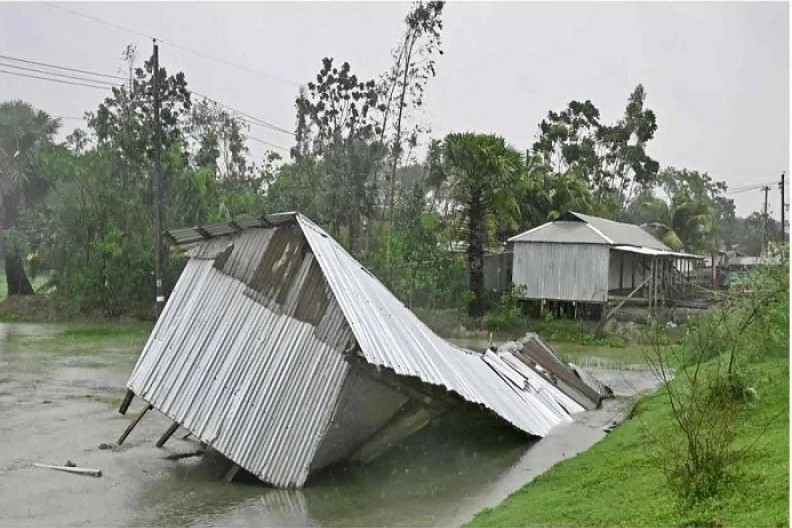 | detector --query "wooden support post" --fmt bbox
[117,404,153,446]
[224,463,241,483]
[350,400,436,465]
[619,252,625,293]
[118,389,134,415]
[649,258,655,318]
[594,275,651,338]
[155,422,180,448]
